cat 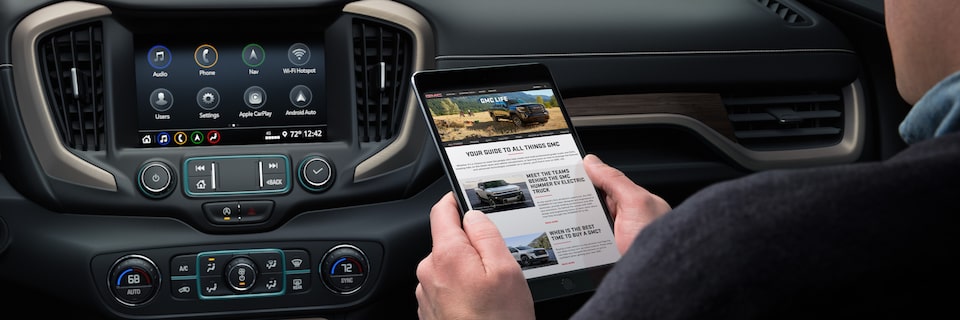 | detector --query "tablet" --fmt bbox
[412,63,621,301]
